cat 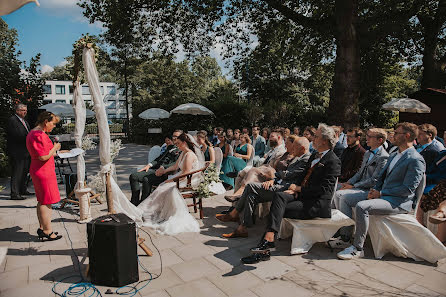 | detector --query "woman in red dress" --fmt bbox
[26,111,62,241]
